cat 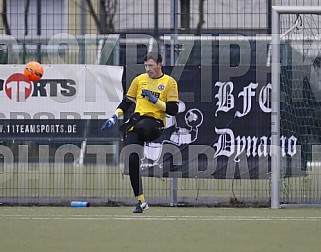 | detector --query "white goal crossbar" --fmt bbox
[271,6,321,209]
